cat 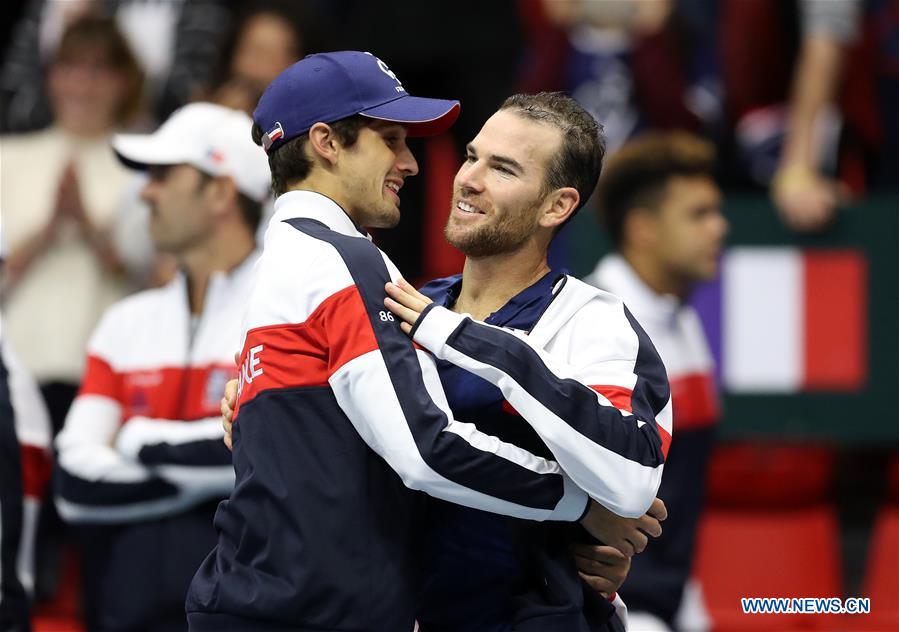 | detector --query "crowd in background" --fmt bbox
[2,0,898,284]
[1,0,898,629]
